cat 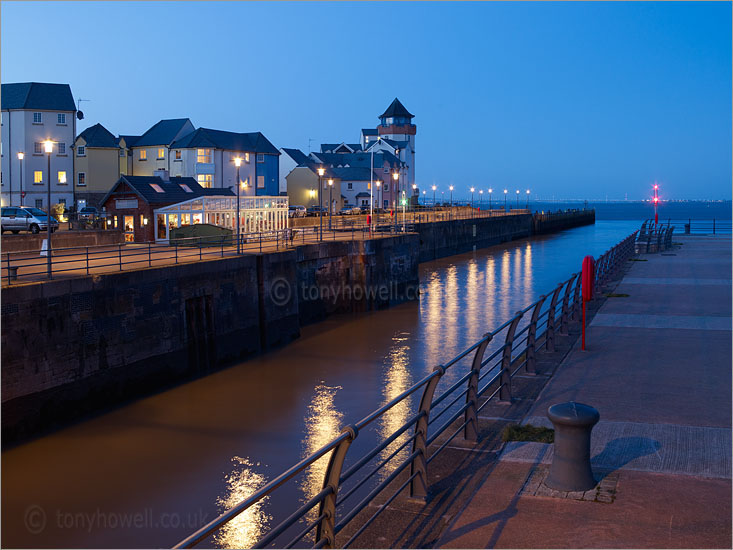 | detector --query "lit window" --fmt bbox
[34,171,43,184]
[179,184,193,193]
[33,112,42,123]
[57,114,66,124]
[157,148,165,159]
[58,171,67,184]
[150,183,165,193]
[197,148,212,163]
[77,146,86,156]
[175,150,181,160]
[245,152,250,163]
[58,143,65,155]
[78,172,86,186]
[34,142,42,154]
[256,153,264,163]
[139,149,147,160]
[197,174,212,188]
